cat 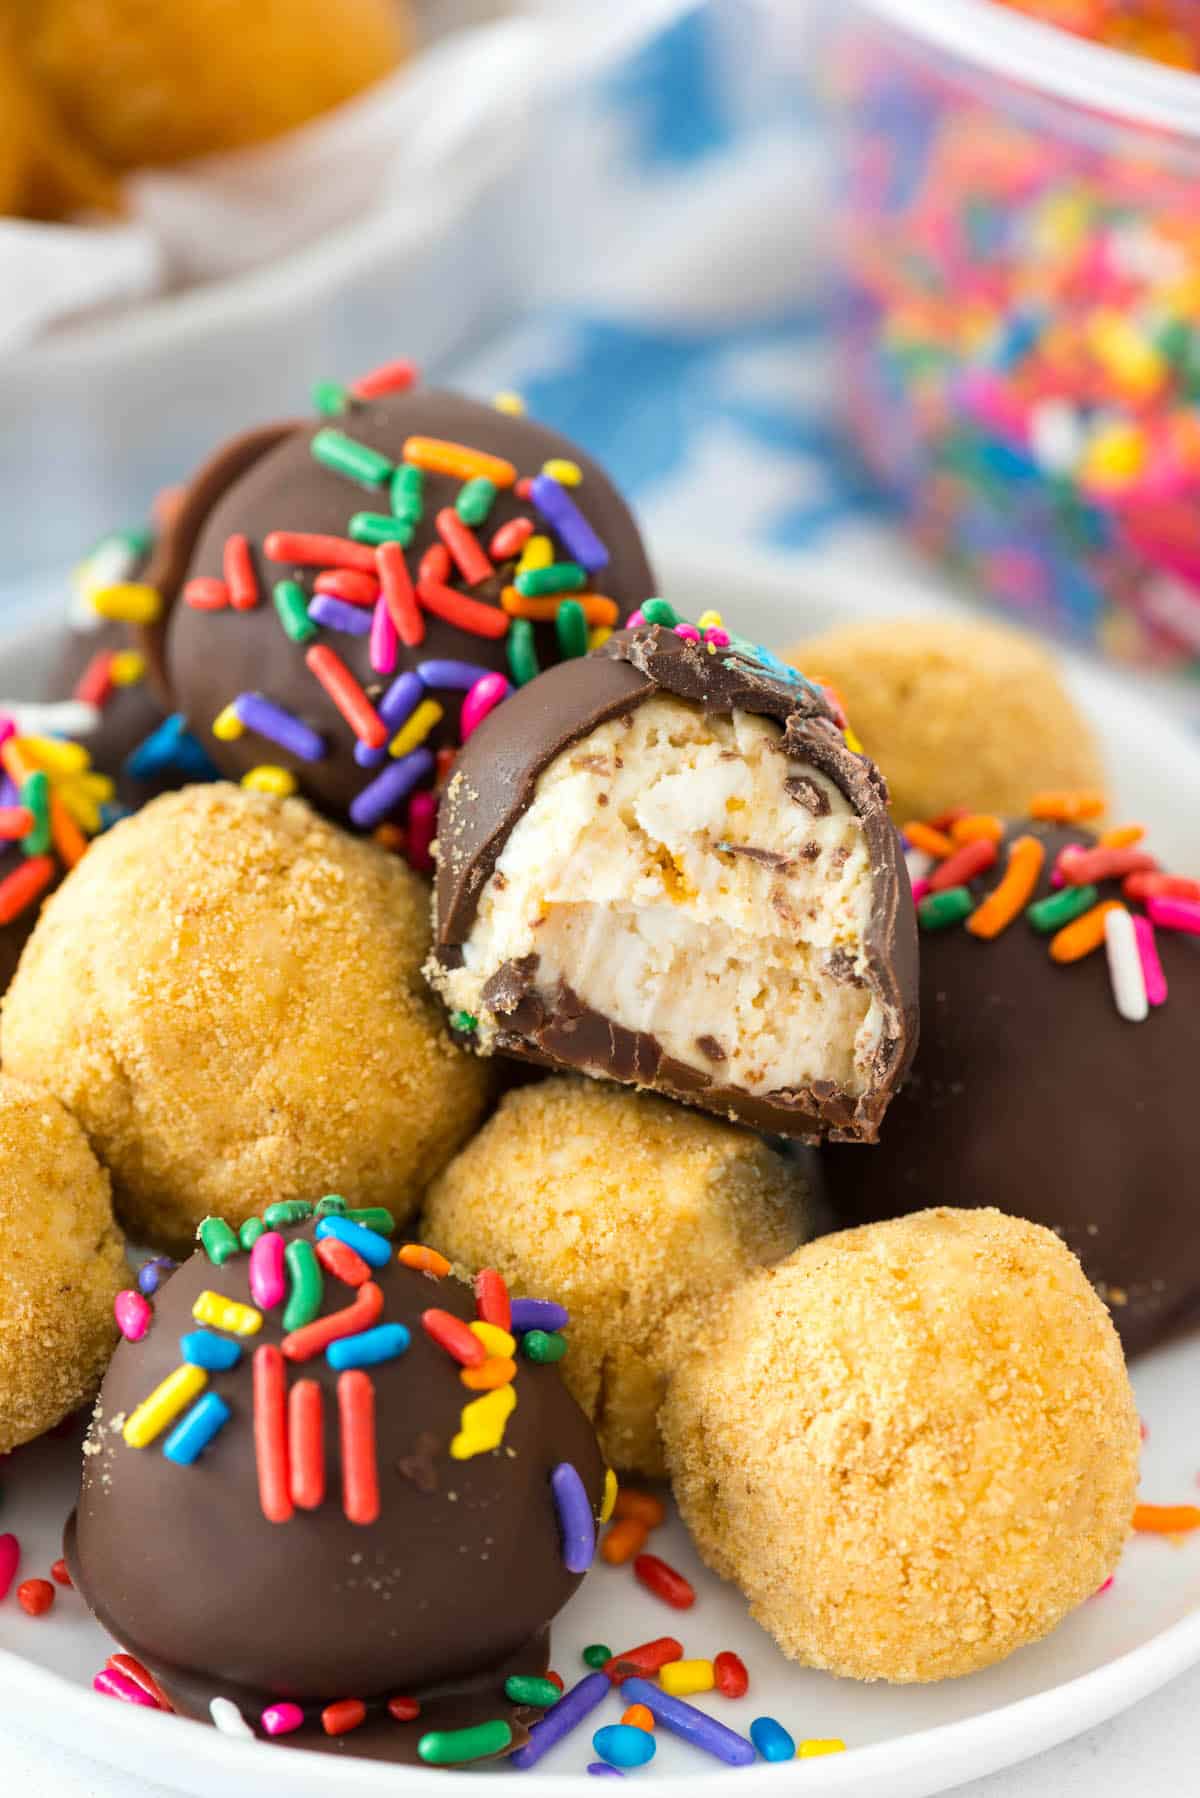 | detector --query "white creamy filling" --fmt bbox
[439,696,882,1098]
